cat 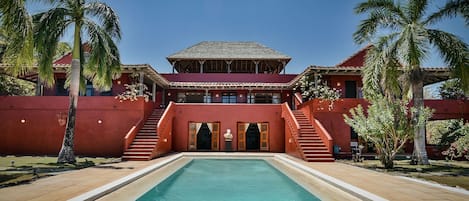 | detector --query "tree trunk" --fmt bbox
[411,79,430,165]
[57,23,81,164]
